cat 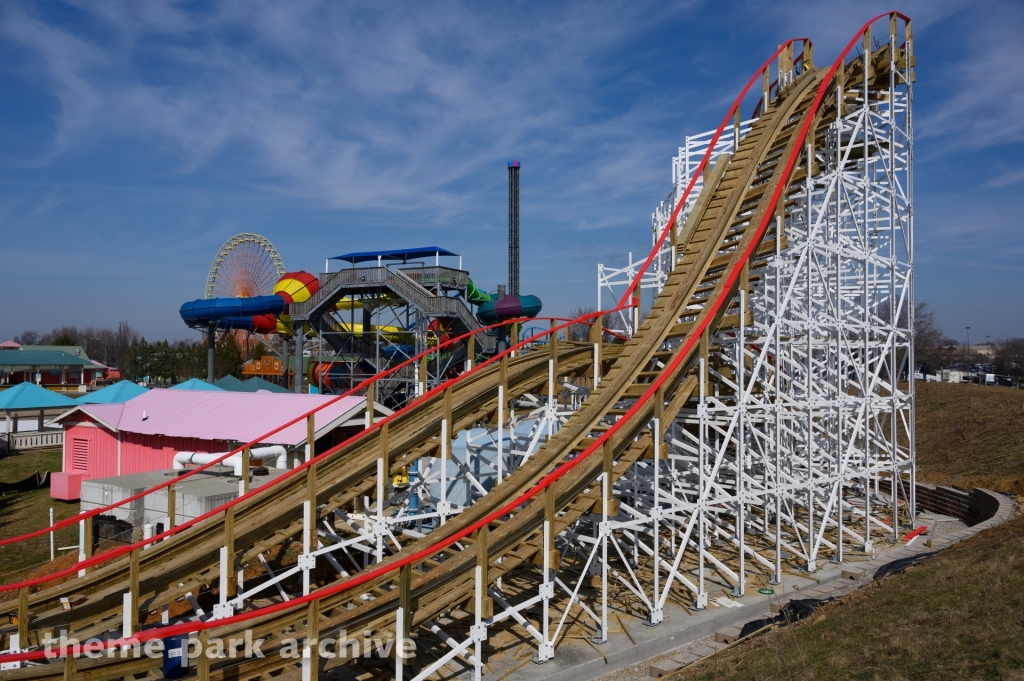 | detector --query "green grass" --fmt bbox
[915,381,1024,495]
[672,381,1024,681]
[676,514,1024,680]
[0,449,80,583]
